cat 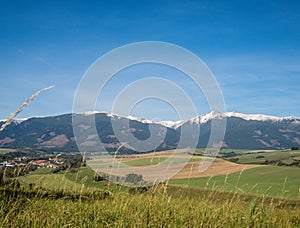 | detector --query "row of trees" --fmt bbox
[52,154,85,173]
